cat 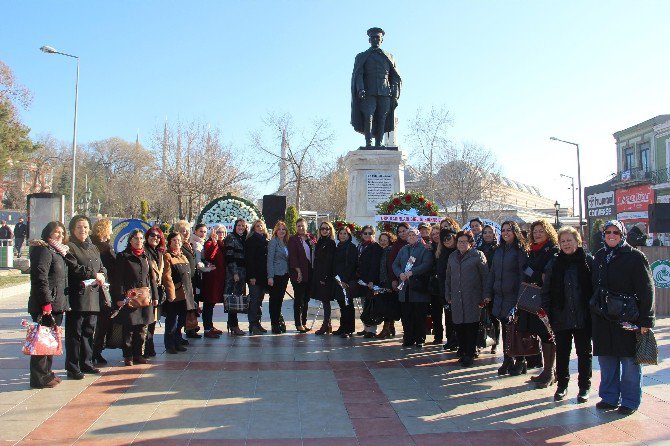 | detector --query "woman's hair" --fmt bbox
[456,229,475,245]
[557,226,582,247]
[337,226,353,243]
[233,218,248,238]
[361,224,376,242]
[247,219,269,240]
[529,219,558,246]
[318,221,335,240]
[440,217,461,232]
[68,215,91,235]
[173,220,191,234]
[166,231,182,248]
[145,226,166,252]
[125,229,145,251]
[396,222,410,232]
[500,220,528,251]
[41,221,67,243]
[210,224,226,240]
[379,231,396,245]
[271,220,290,244]
[92,218,112,242]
